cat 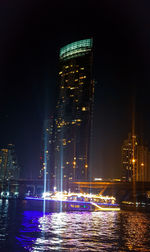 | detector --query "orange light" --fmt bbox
[132,159,136,163]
